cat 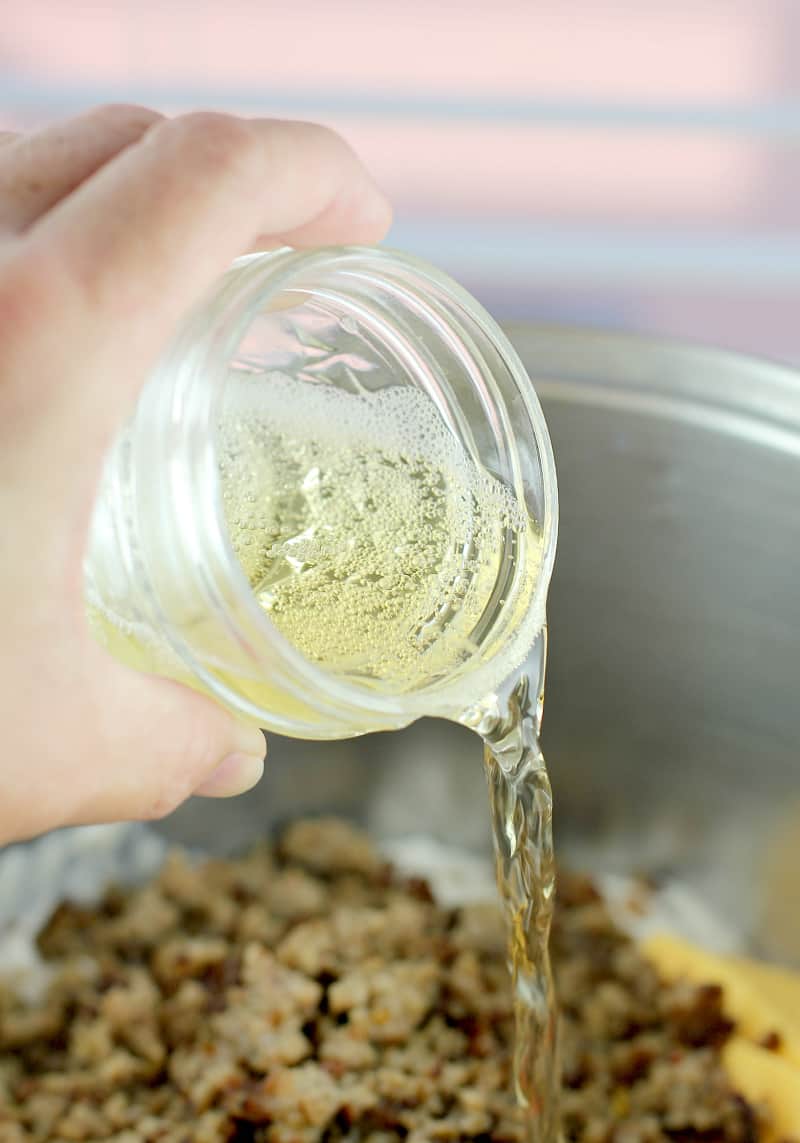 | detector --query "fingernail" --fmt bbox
[236,725,268,758]
[194,752,264,798]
